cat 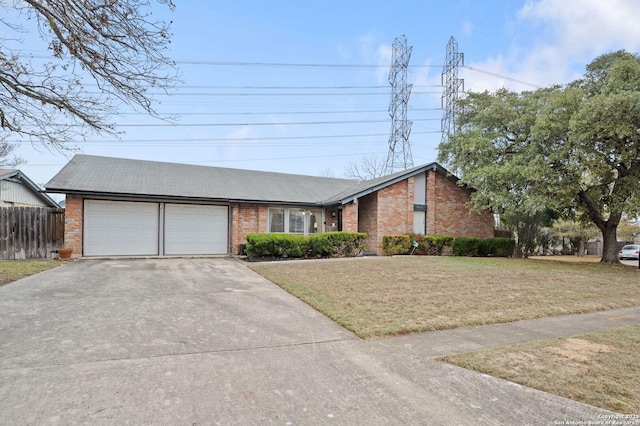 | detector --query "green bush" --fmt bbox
[451,237,482,256]
[480,237,516,257]
[309,232,367,257]
[382,235,411,255]
[245,232,367,259]
[245,233,309,258]
[406,234,454,255]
